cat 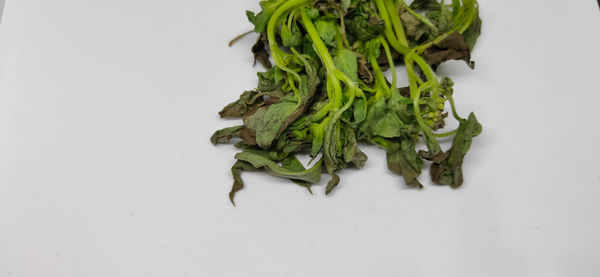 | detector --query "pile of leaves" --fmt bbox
[211,0,482,204]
